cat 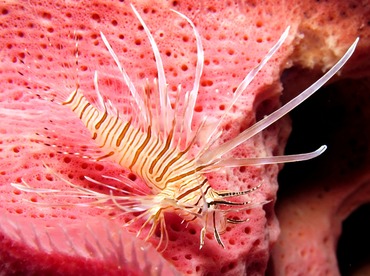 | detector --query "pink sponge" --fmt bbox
[272,78,370,275]
[0,0,368,275]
